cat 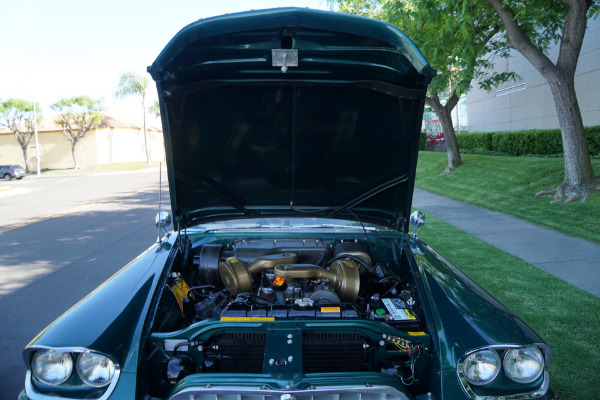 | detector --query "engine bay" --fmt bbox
[157,237,424,328]
[145,233,432,398]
